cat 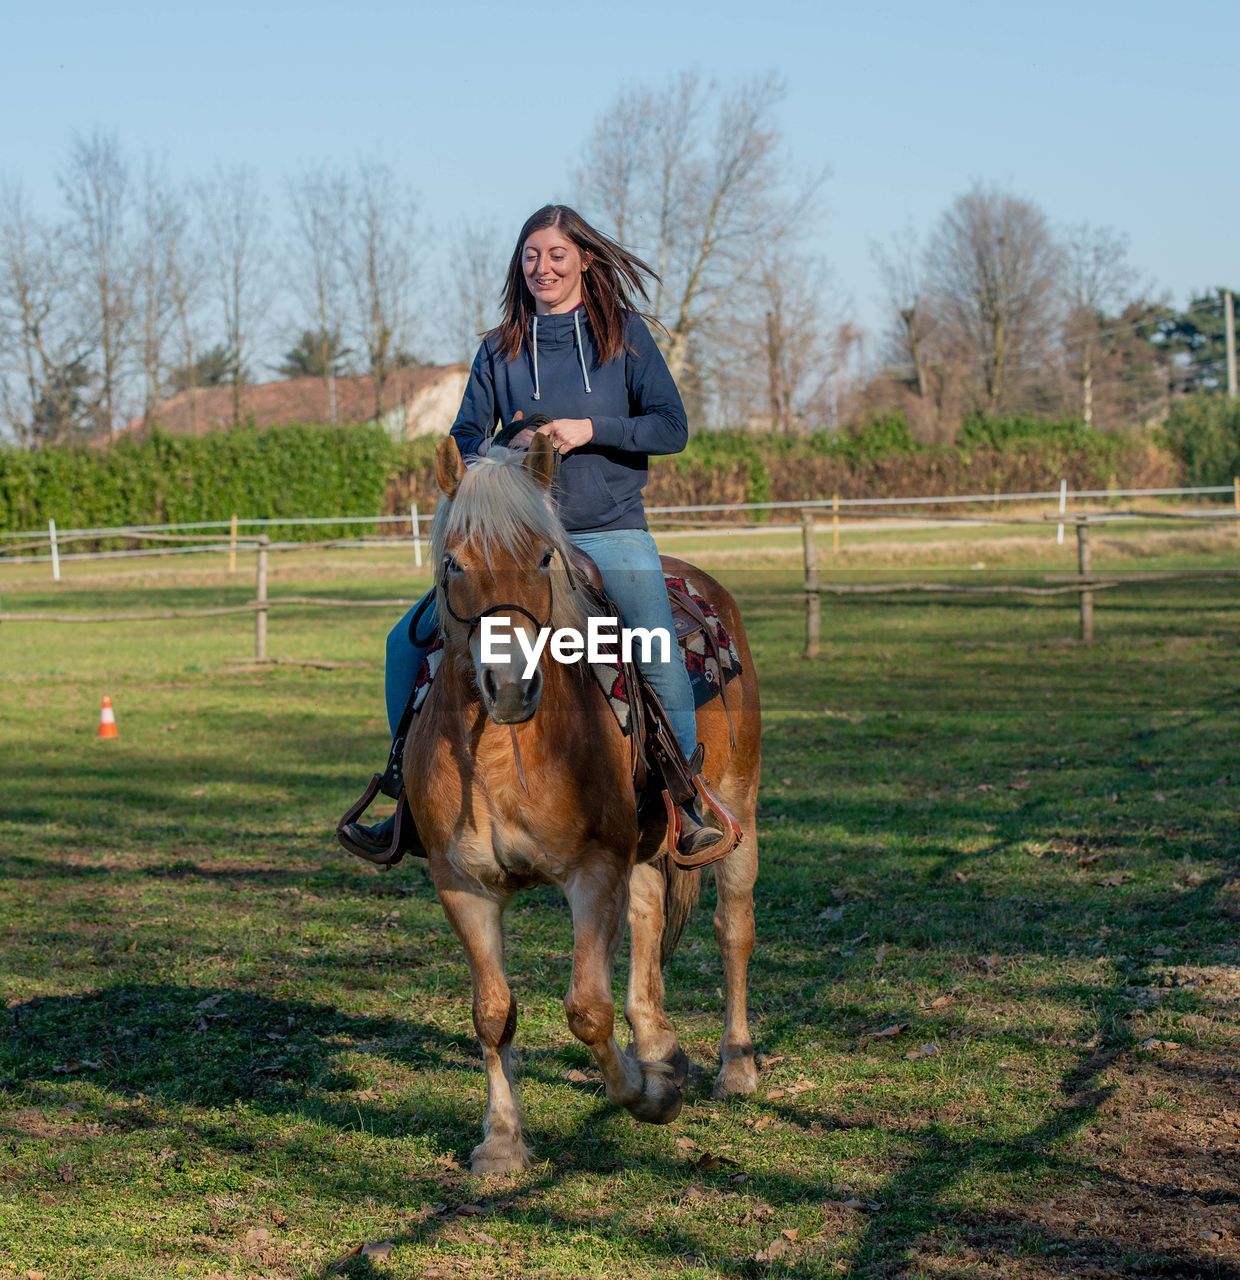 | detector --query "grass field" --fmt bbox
[1,519,1238,1279]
